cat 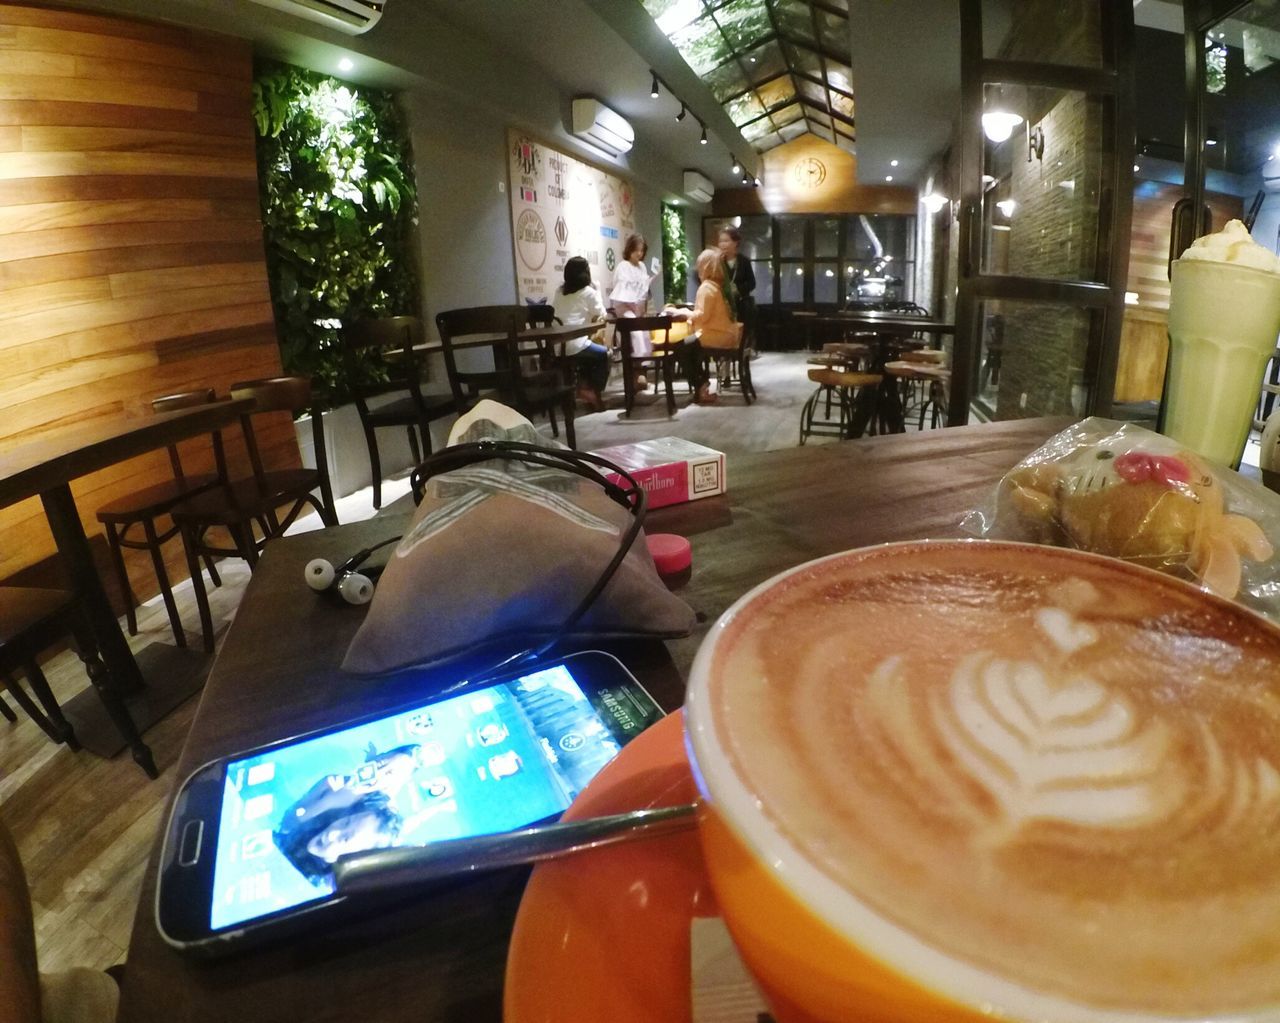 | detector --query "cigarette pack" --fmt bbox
[590,437,727,510]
